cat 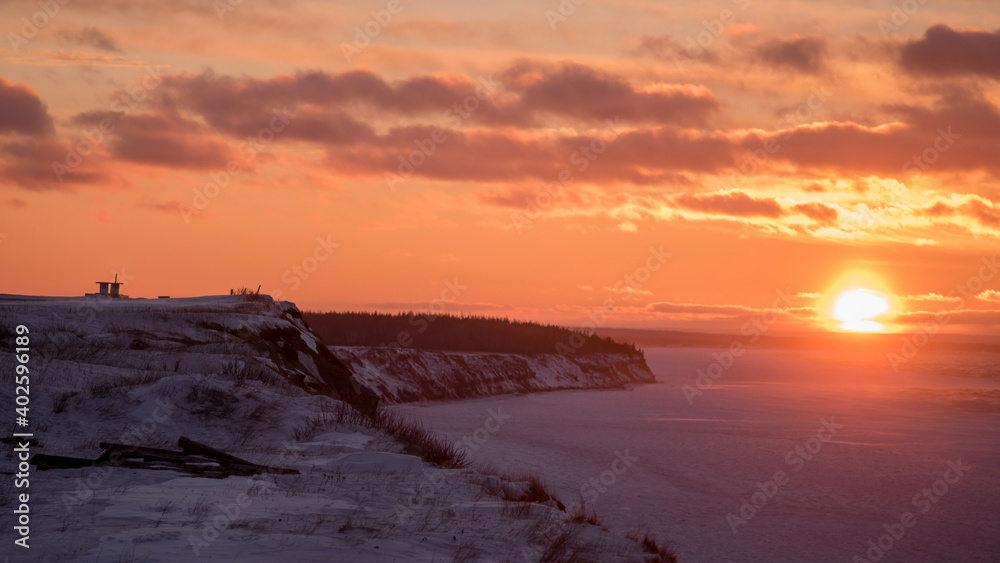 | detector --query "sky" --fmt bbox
[1,0,1000,334]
